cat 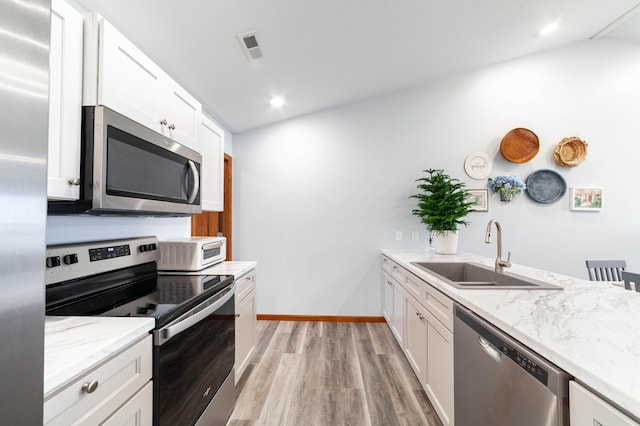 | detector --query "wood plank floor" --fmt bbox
[228,321,443,426]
